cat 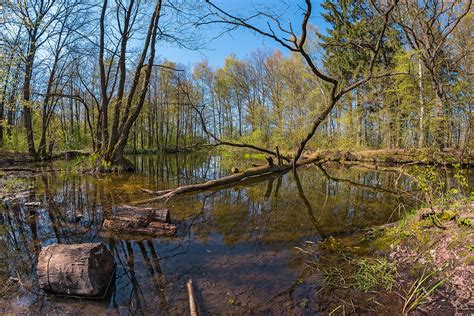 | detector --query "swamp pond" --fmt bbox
[0,153,471,314]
